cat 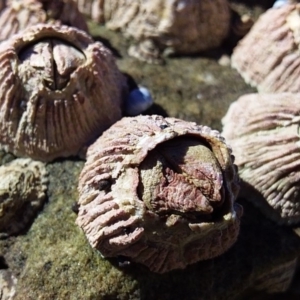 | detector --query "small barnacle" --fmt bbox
[222,93,300,224]
[76,115,242,273]
[0,158,48,236]
[231,3,300,92]
[0,24,128,161]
